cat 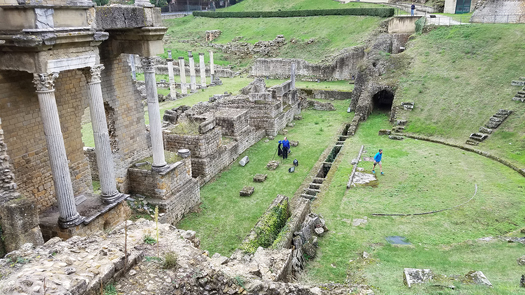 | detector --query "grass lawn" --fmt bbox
[396,24,525,166]
[222,0,388,12]
[301,112,525,294]
[177,99,354,255]
[162,14,382,64]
